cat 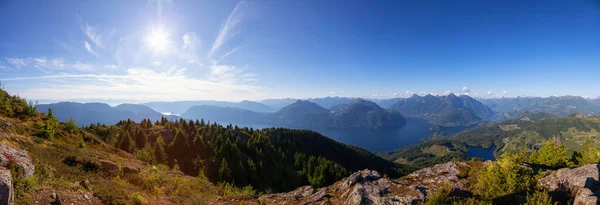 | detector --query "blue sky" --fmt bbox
[0,0,599,103]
